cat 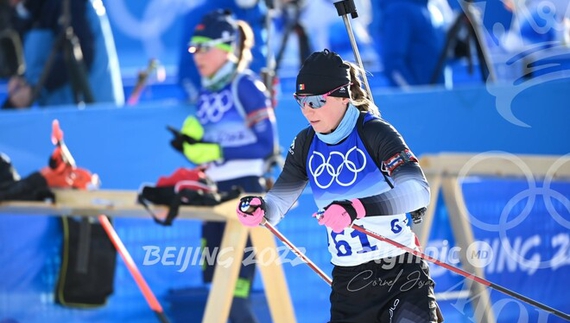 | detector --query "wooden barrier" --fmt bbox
[415,152,570,323]
[0,190,297,323]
